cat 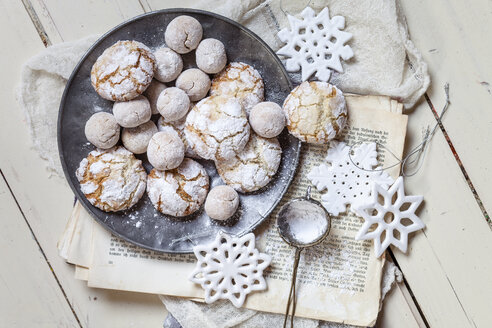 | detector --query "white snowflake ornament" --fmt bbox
[189,232,271,308]
[354,177,425,257]
[277,7,354,82]
[307,141,393,216]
